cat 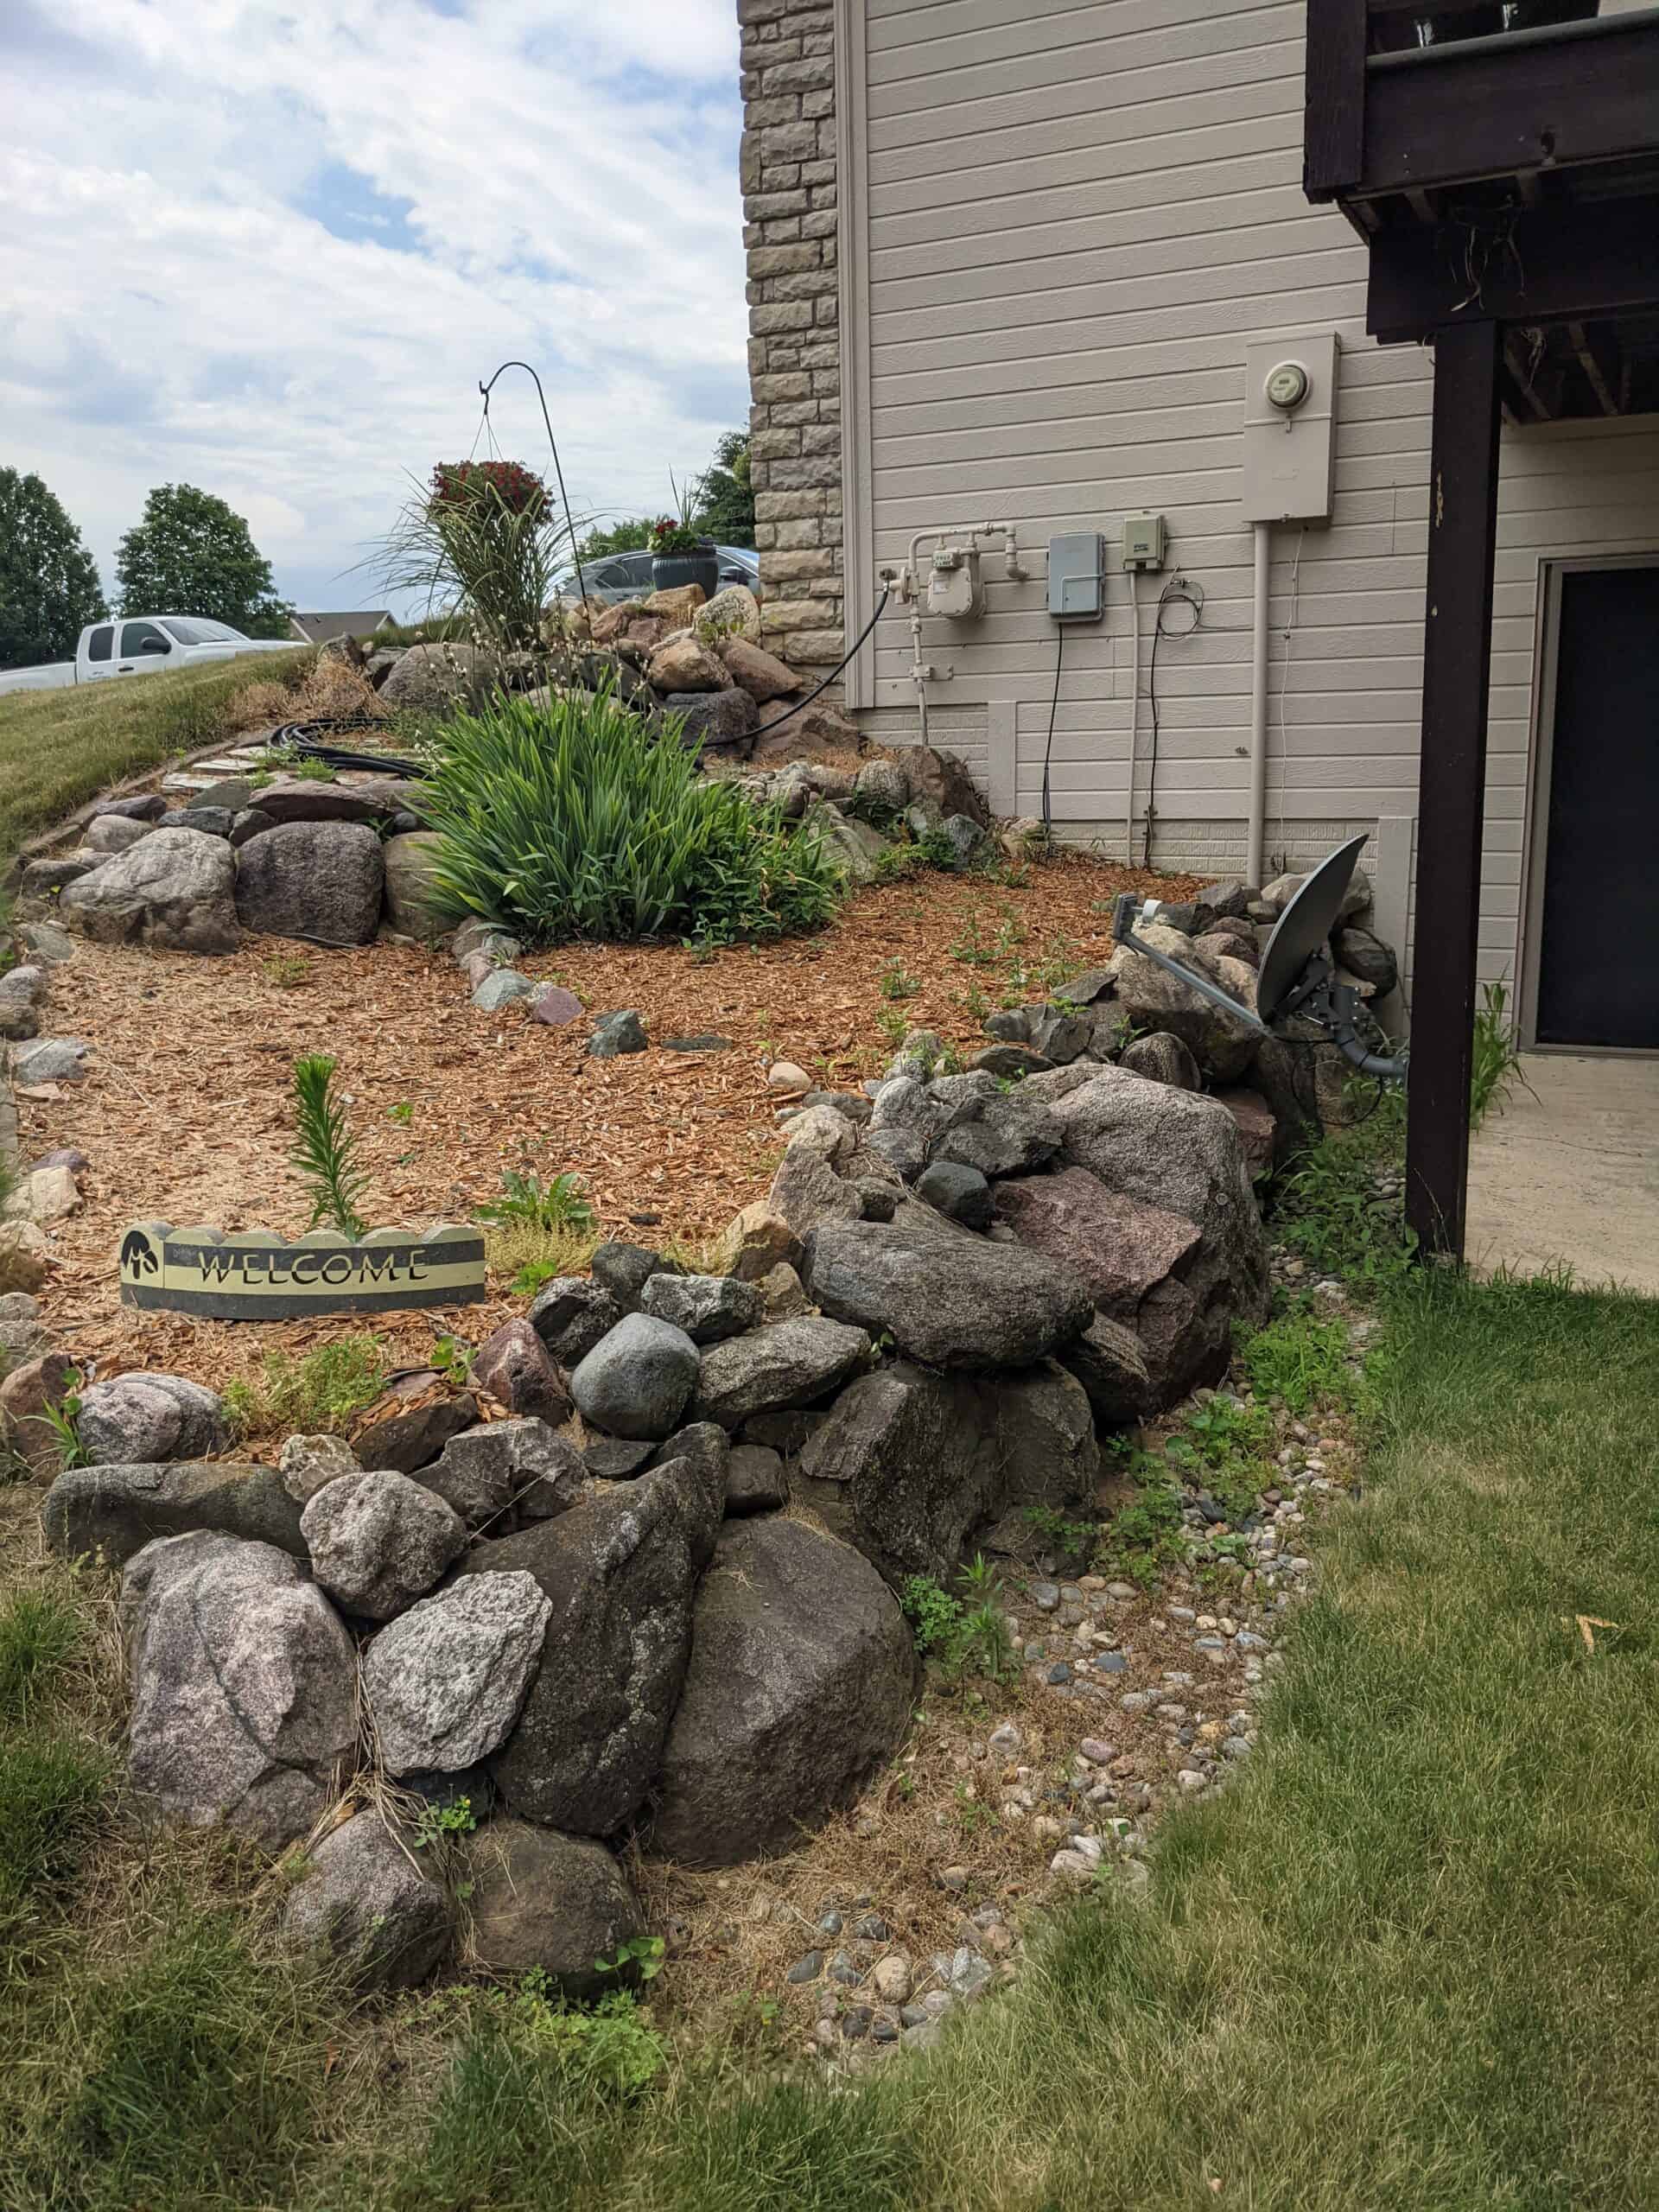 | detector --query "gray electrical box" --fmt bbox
[1047,532,1105,620]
